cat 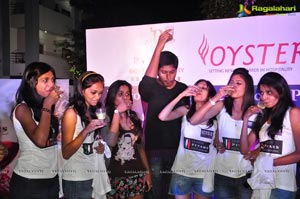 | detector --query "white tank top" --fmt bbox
[259,108,297,192]
[171,116,217,178]
[12,104,58,179]
[214,108,253,178]
[62,114,96,181]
